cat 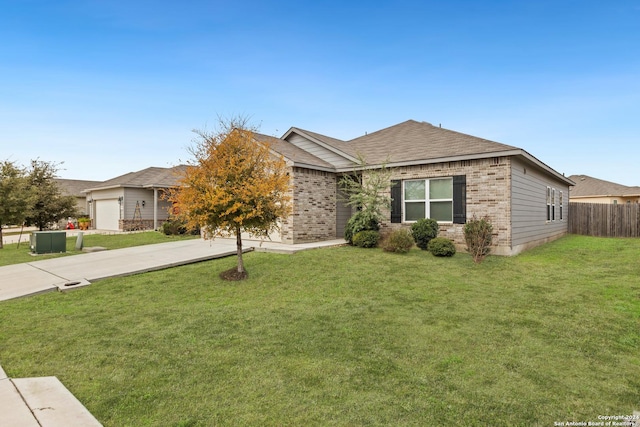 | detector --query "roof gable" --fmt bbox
[281,128,357,167]
[253,132,334,170]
